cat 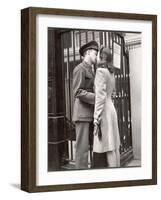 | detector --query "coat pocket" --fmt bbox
[78,100,94,118]
[85,72,93,79]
